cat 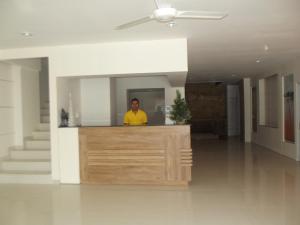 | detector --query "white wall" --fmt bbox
[21,67,40,137]
[80,77,111,126]
[115,76,184,125]
[0,39,188,181]
[0,62,14,157]
[0,39,187,78]
[252,57,300,160]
